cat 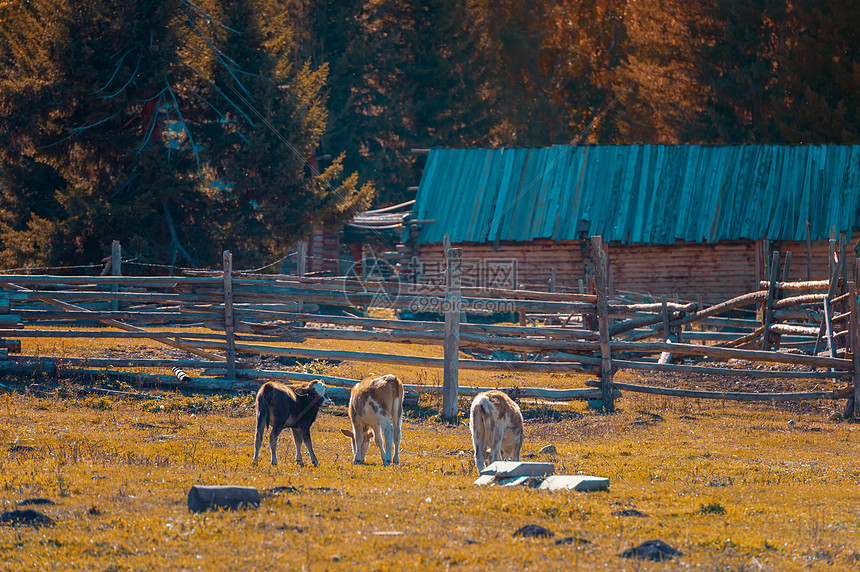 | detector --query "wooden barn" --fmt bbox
[401,145,860,304]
